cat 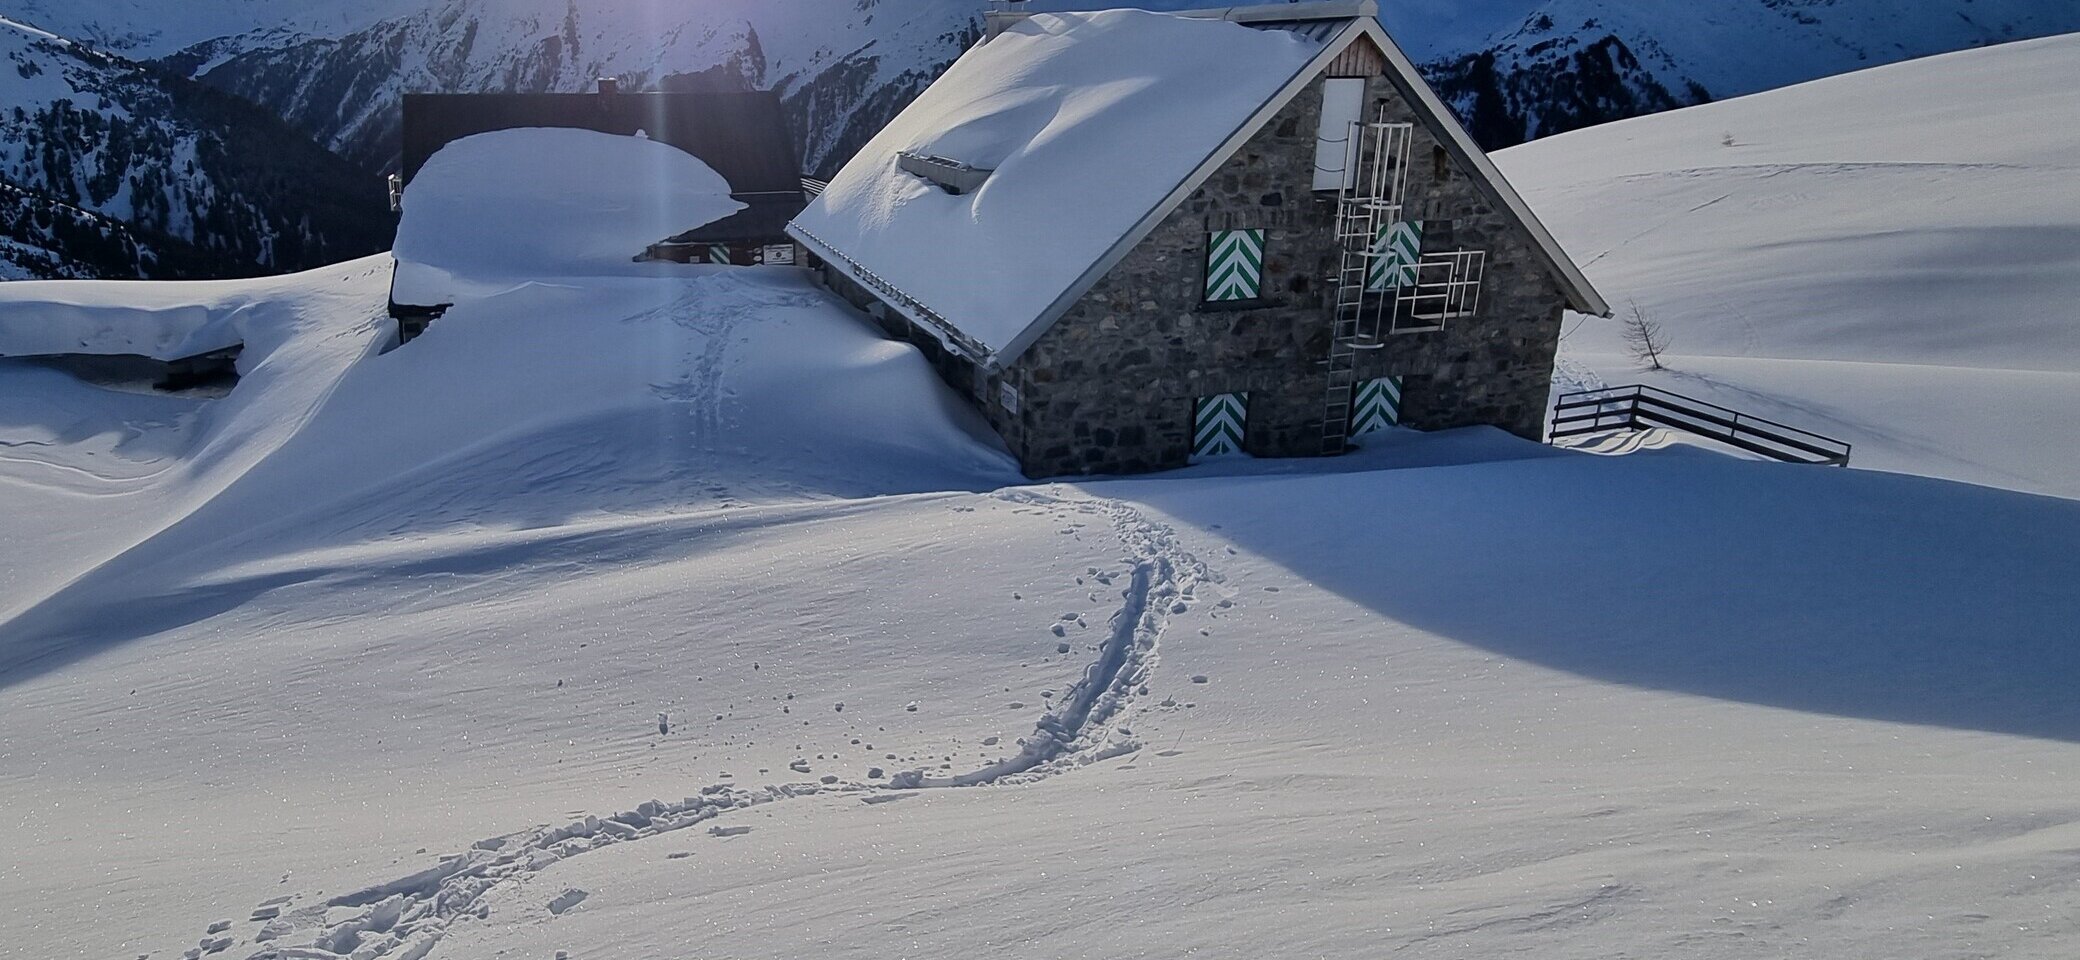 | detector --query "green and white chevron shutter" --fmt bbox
[1204,229,1265,302]
[1191,392,1249,461]
[1349,376,1404,437]
[1367,220,1422,292]
[707,245,732,265]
